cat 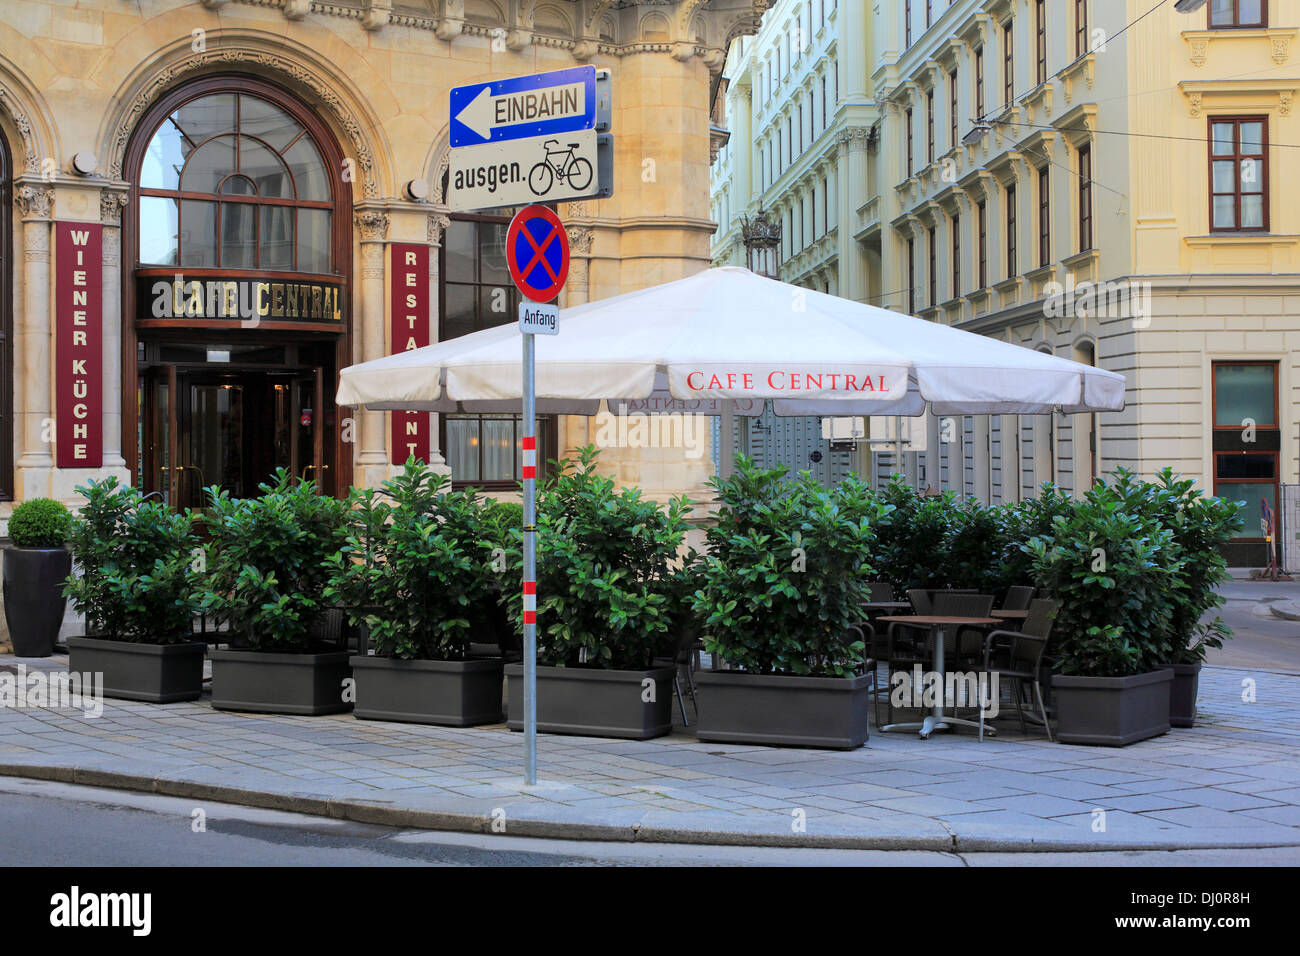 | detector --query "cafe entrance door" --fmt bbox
[140,352,329,510]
